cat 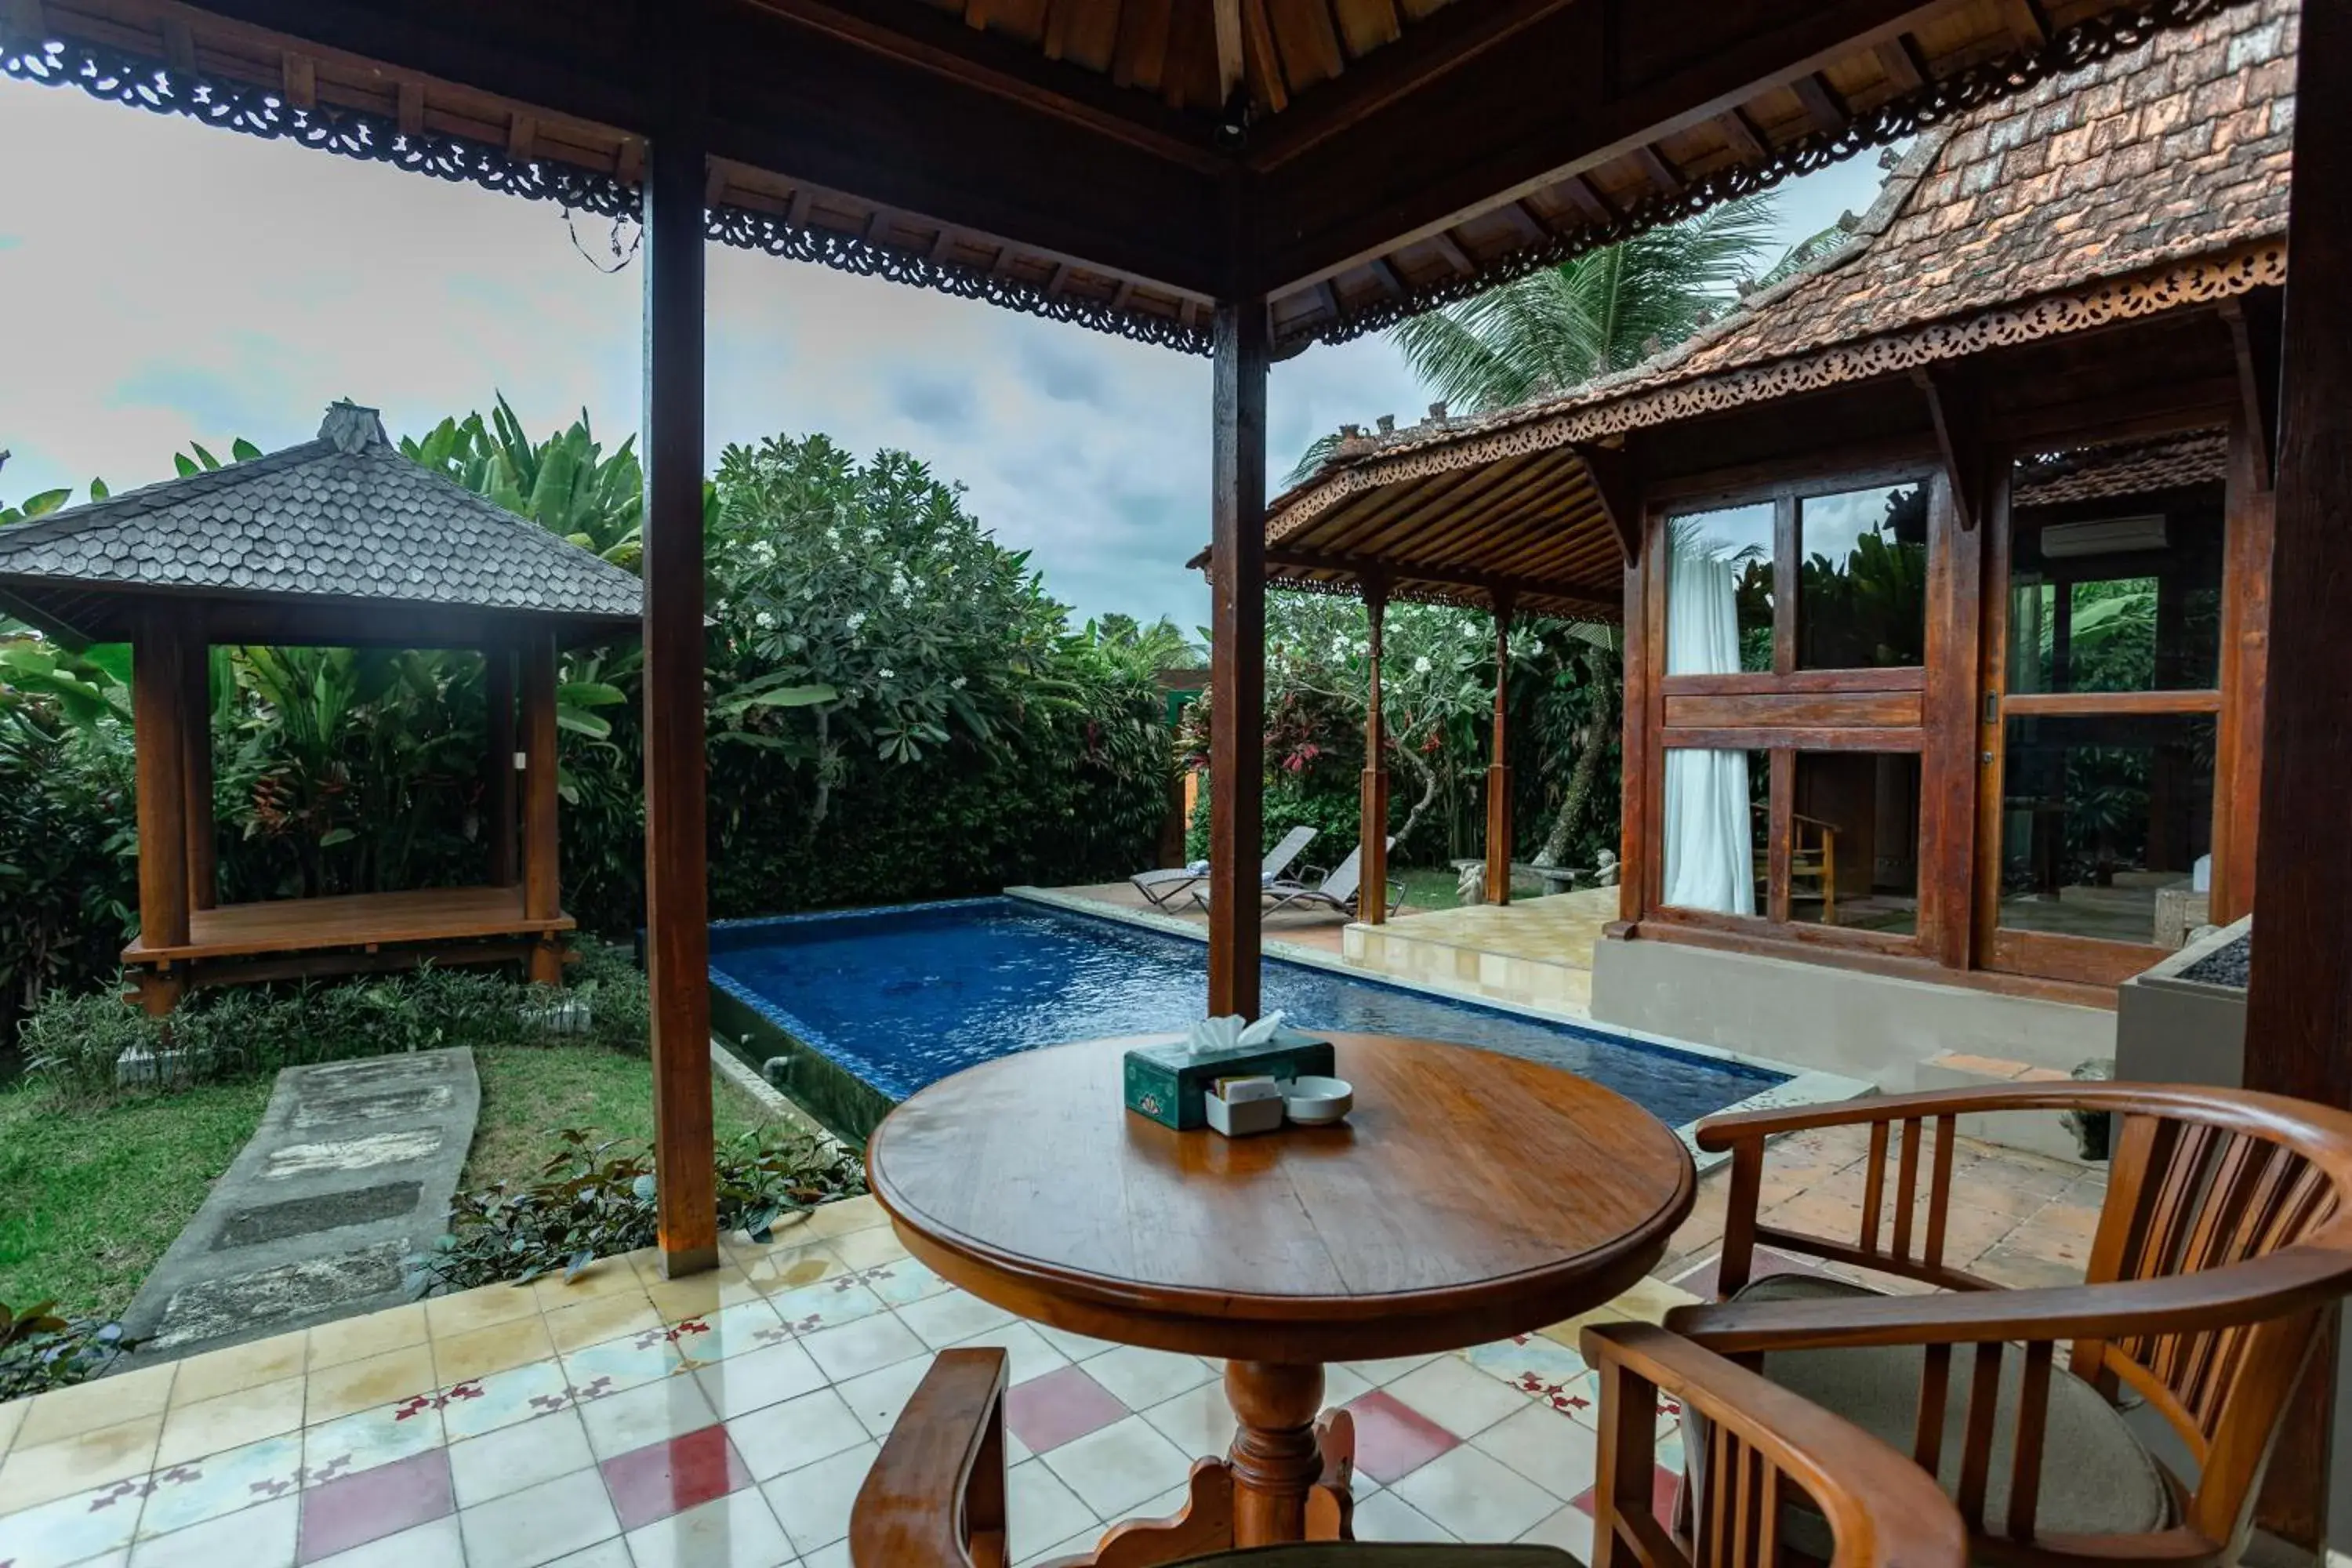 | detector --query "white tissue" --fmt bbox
[1185,1011,1287,1056]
